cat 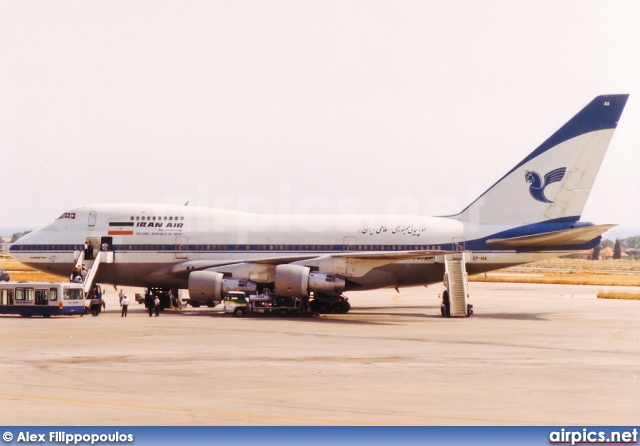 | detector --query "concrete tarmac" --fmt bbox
[0,282,639,425]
